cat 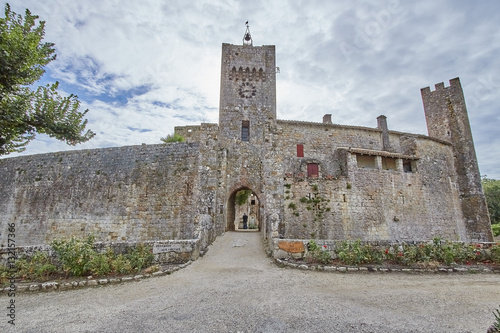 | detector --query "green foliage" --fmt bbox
[0,236,156,284]
[16,251,56,281]
[298,194,330,220]
[306,240,332,264]
[0,265,9,285]
[50,235,96,277]
[493,224,500,237]
[160,133,185,143]
[111,254,133,275]
[125,244,154,272]
[236,190,252,206]
[0,4,94,155]
[492,305,500,330]
[87,248,113,277]
[49,235,153,277]
[332,238,500,267]
[482,177,500,226]
[335,240,382,265]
